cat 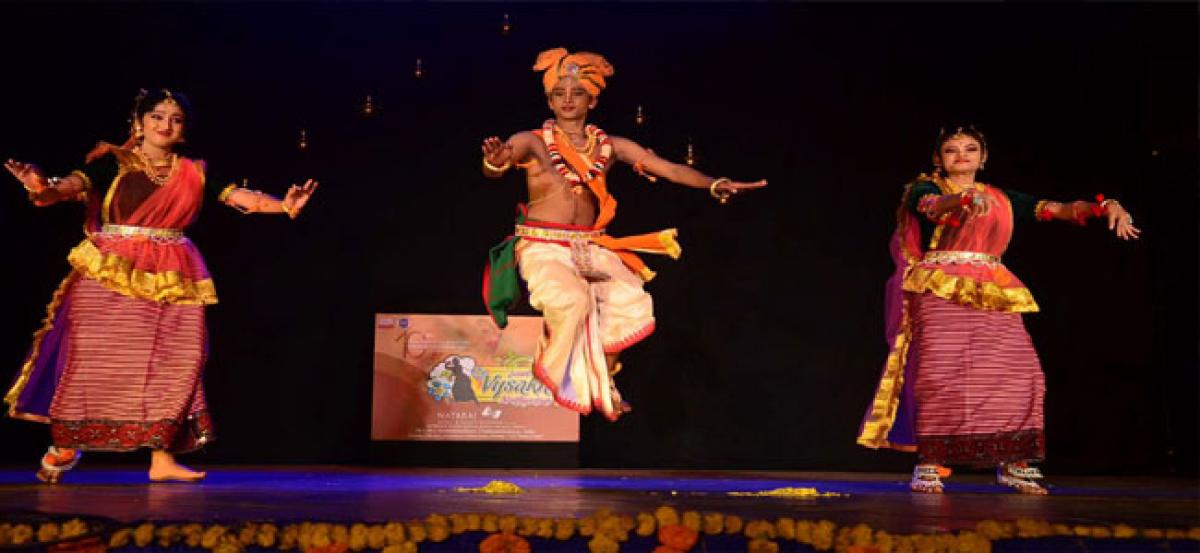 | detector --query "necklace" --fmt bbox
[541,119,612,185]
[135,148,178,186]
[559,128,595,153]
